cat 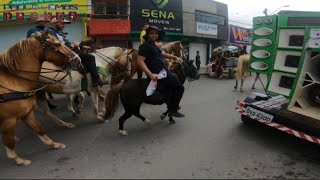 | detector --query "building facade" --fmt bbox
[0,0,229,67]
[0,0,90,51]
[130,0,229,67]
